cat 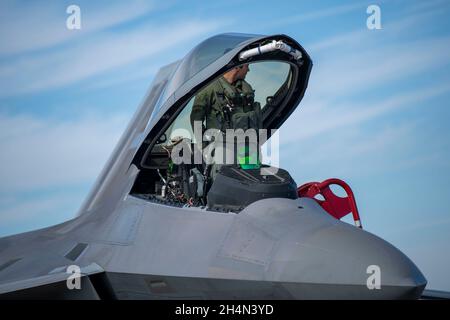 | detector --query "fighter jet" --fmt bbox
[0,33,427,299]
